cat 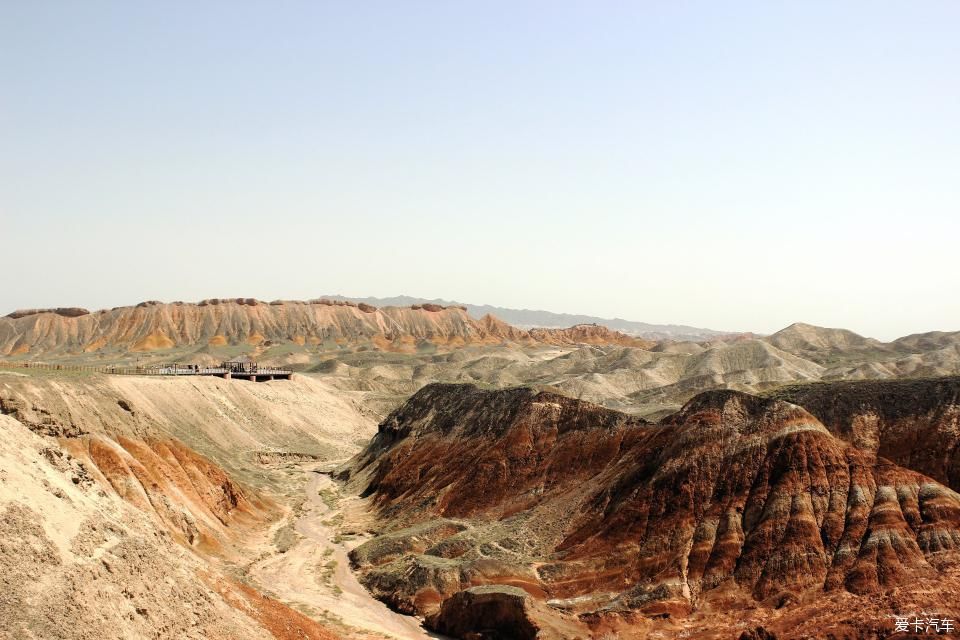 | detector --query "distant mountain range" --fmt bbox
[323,295,731,340]
[0,298,650,359]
